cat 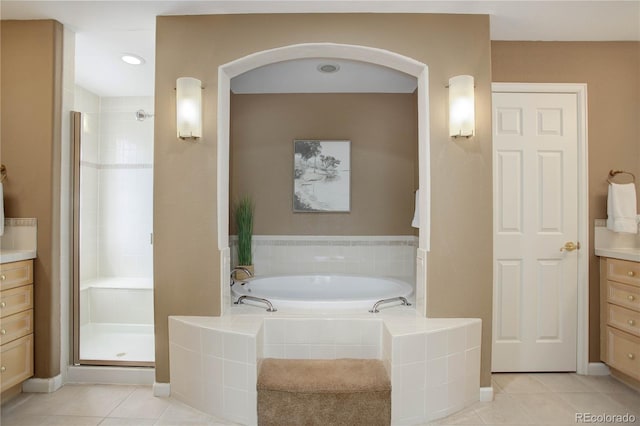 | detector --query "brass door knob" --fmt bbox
[628,353,636,360]
[0,329,6,335]
[560,241,580,252]
[0,274,5,281]
[0,301,5,308]
[628,271,636,277]
[629,295,636,302]
[628,319,636,326]
[0,366,5,373]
